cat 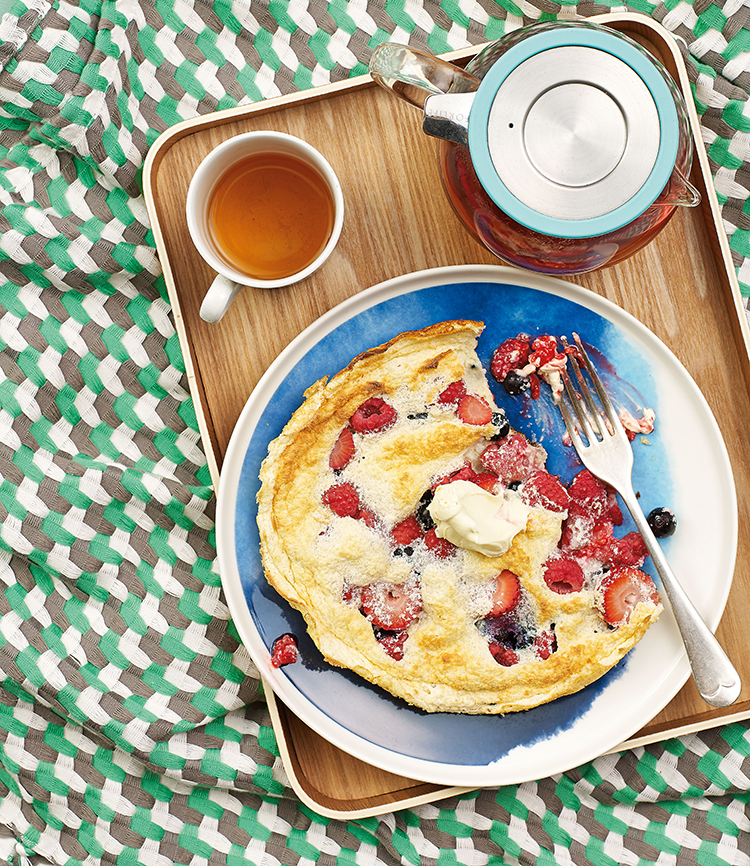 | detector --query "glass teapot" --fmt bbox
[369,21,700,275]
